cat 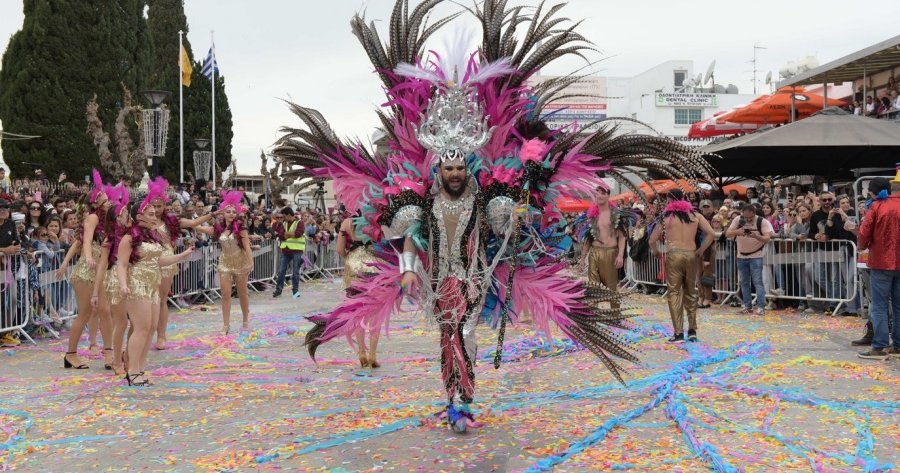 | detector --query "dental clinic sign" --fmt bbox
[656,93,718,107]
